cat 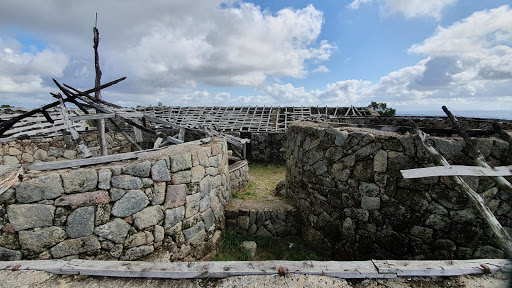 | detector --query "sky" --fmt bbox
[0,0,511,115]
